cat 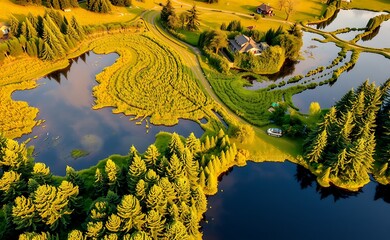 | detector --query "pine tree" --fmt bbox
[86,221,104,239]
[185,133,201,154]
[68,230,84,239]
[164,221,189,240]
[146,185,167,215]
[166,154,184,181]
[181,208,199,238]
[145,209,166,239]
[174,177,191,205]
[144,144,160,169]
[70,0,79,7]
[135,179,148,201]
[128,154,147,192]
[117,195,145,232]
[144,169,159,187]
[0,171,23,202]
[33,184,72,230]
[156,177,177,204]
[66,165,85,193]
[186,4,200,31]
[24,18,38,40]
[9,15,20,37]
[305,129,328,164]
[12,196,37,230]
[169,133,185,157]
[105,159,120,192]
[181,148,199,188]
[105,214,121,232]
[94,168,107,197]
[161,0,175,23]
[70,16,85,39]
[191,186,207,218]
